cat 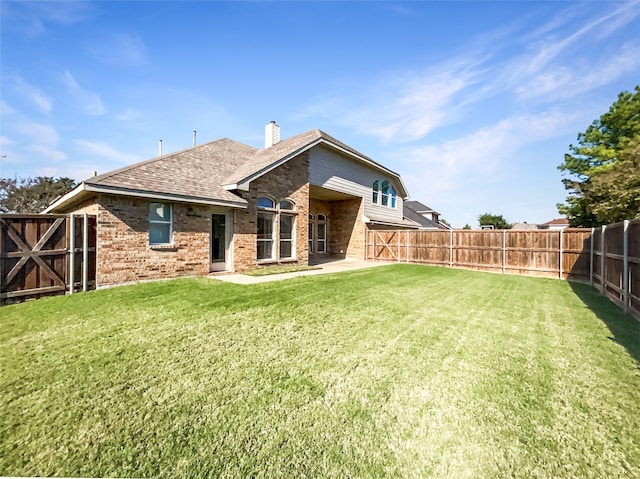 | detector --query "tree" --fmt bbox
[587,139,640,223]
[478,212,512,229]
[0,177,76,213]
[462,224,471,230]
[558,85,640,226]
